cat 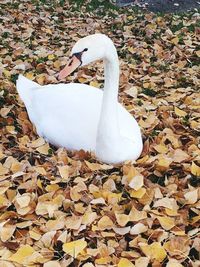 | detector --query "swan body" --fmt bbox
[16,34,143,164]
